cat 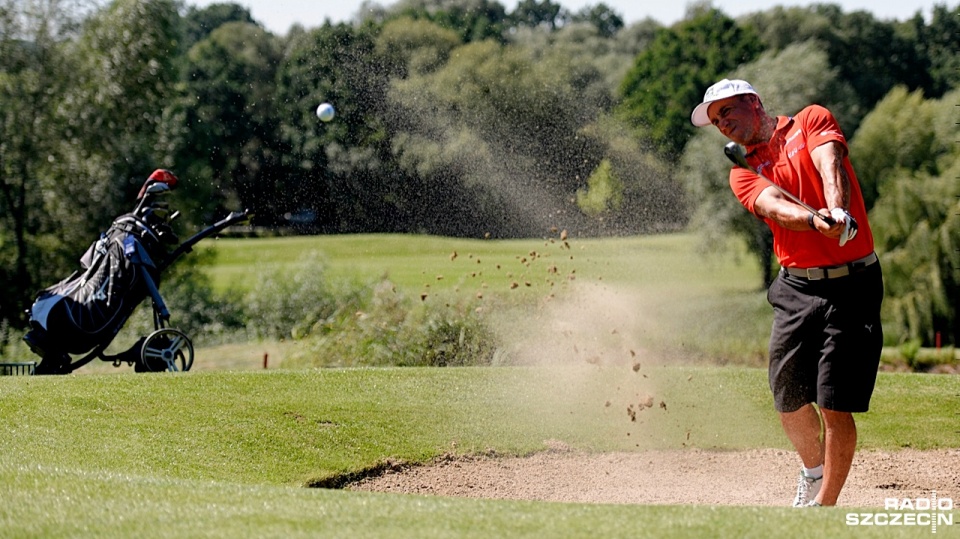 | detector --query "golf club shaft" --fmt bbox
[723,142,835,226]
